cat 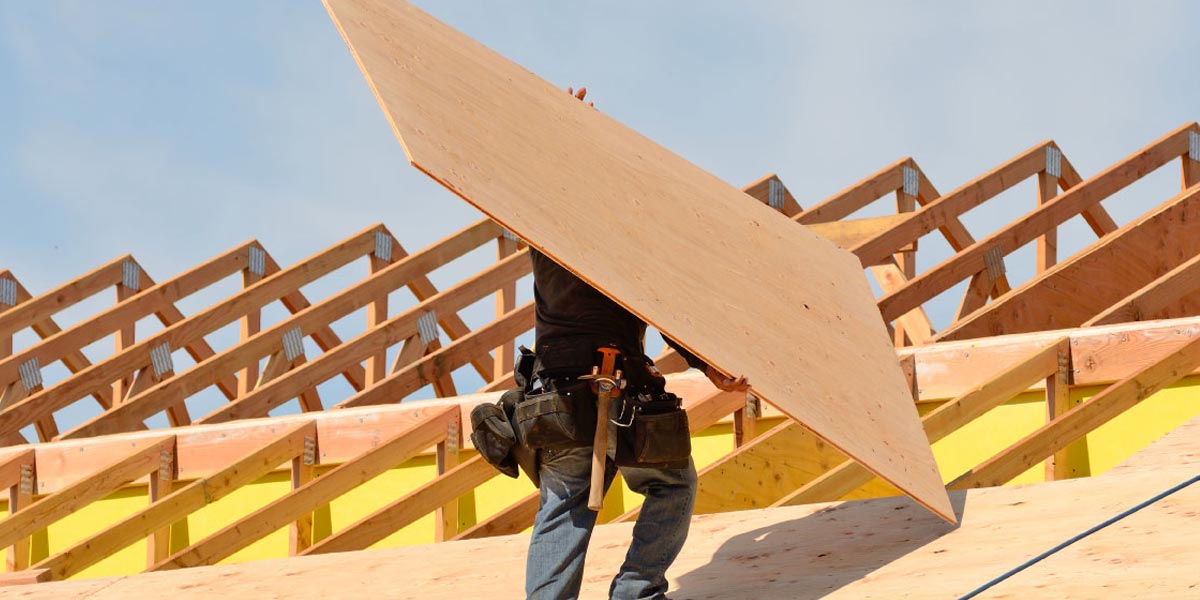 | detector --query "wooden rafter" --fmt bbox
[878,123,1200,324]
[58,219,504,440]
[939,183,1200,340]
[0,225,389,441]
[190,252,528,423]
